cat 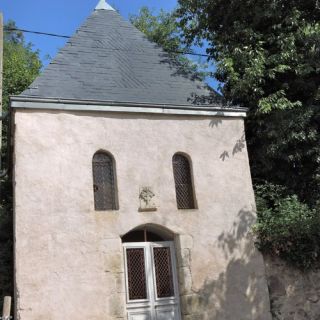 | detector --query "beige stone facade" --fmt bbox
[13,108,271,319]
